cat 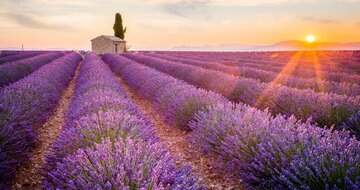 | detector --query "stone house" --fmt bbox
[91,35,126,54]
